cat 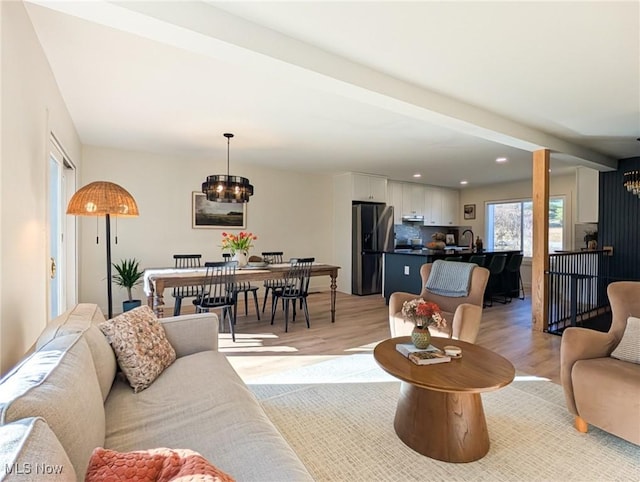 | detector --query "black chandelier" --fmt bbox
[202,133,254,203]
